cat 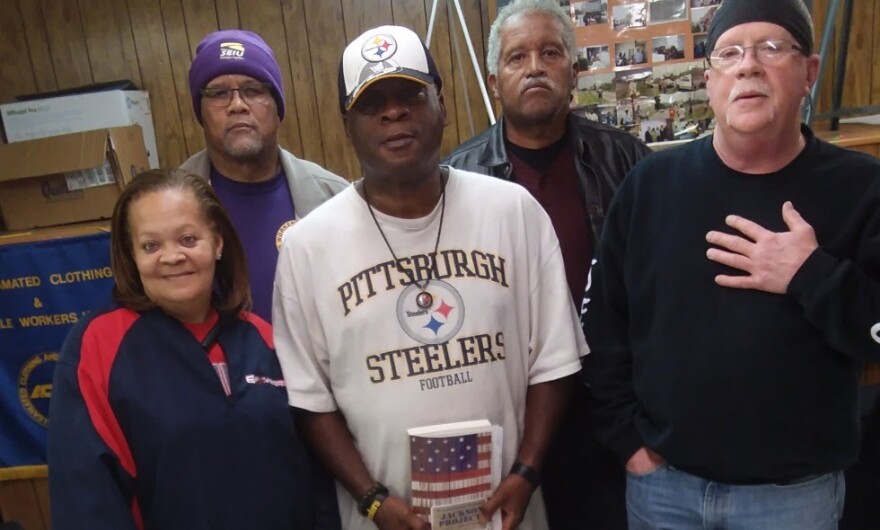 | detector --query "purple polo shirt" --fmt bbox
[210,167,295,322]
